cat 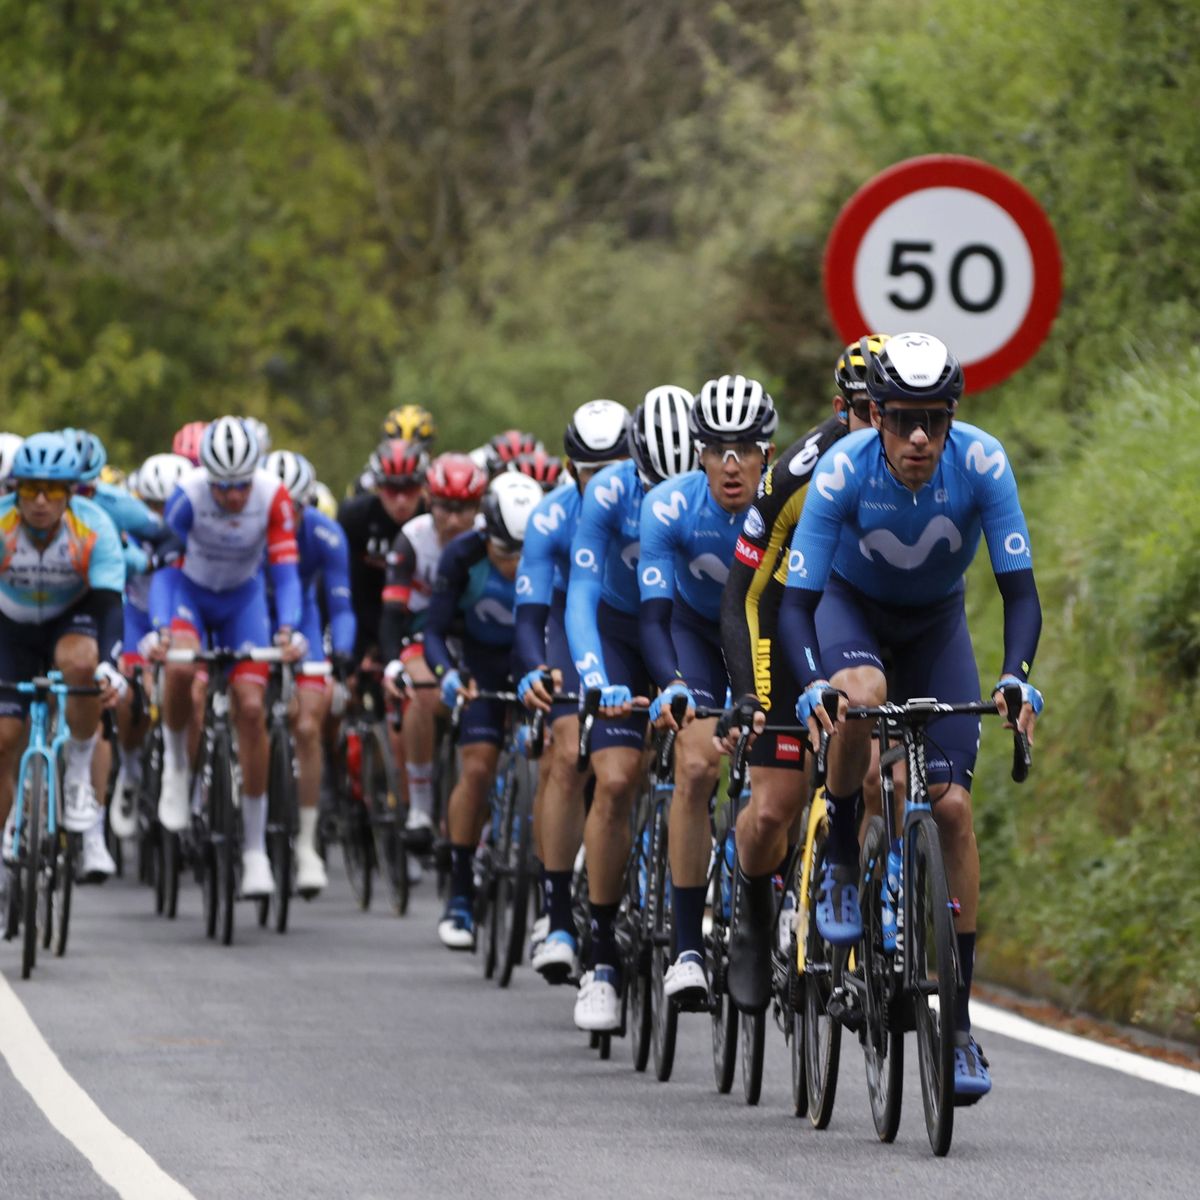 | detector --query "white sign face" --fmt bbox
[852,187,1034,366]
